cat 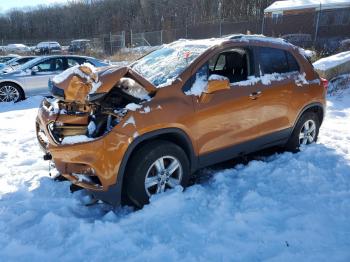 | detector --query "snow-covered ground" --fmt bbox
[0,89,350,261]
